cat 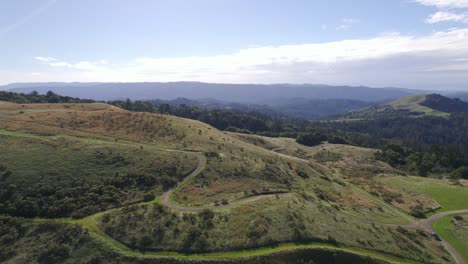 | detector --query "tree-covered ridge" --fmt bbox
[420,94,468,113]
[0,90,94,104]
[109,99,307,134]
